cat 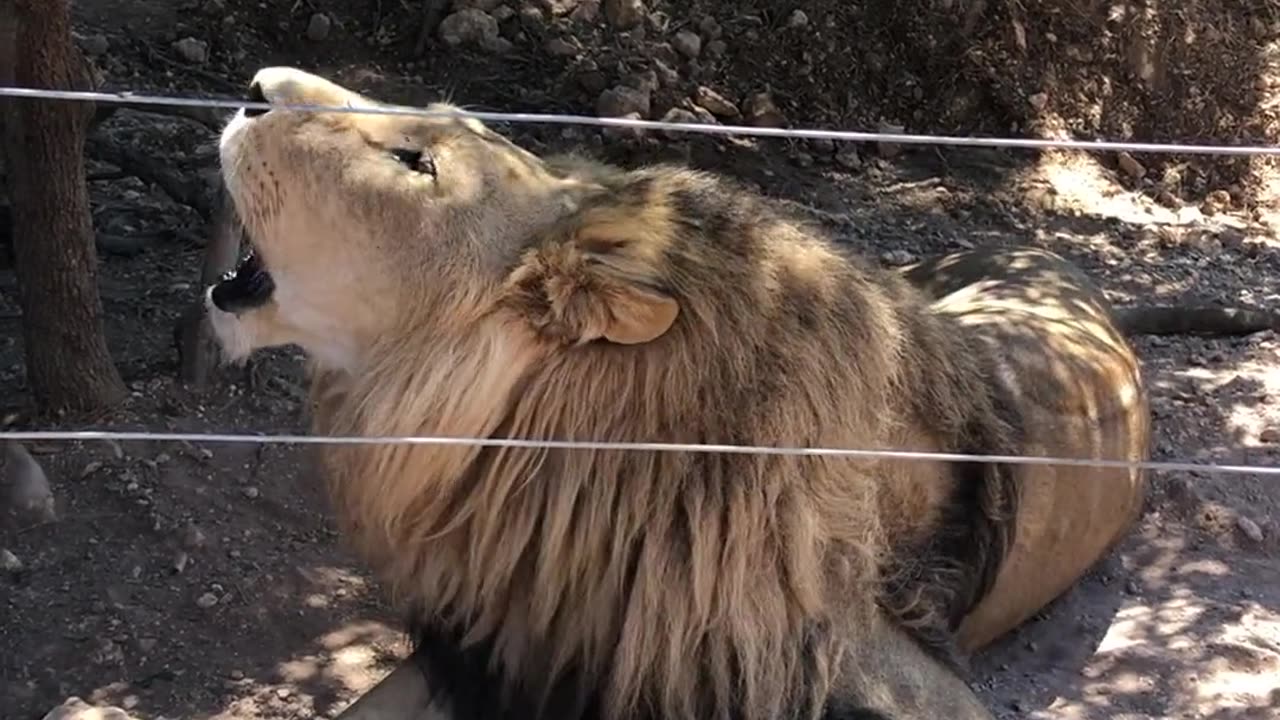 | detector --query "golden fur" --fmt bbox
[207,68,1149,720]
